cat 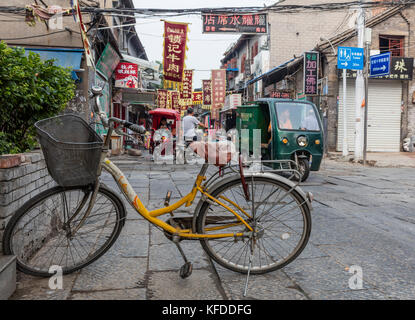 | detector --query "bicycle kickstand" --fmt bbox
[243,241,254,297]
[175,242,193,279]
